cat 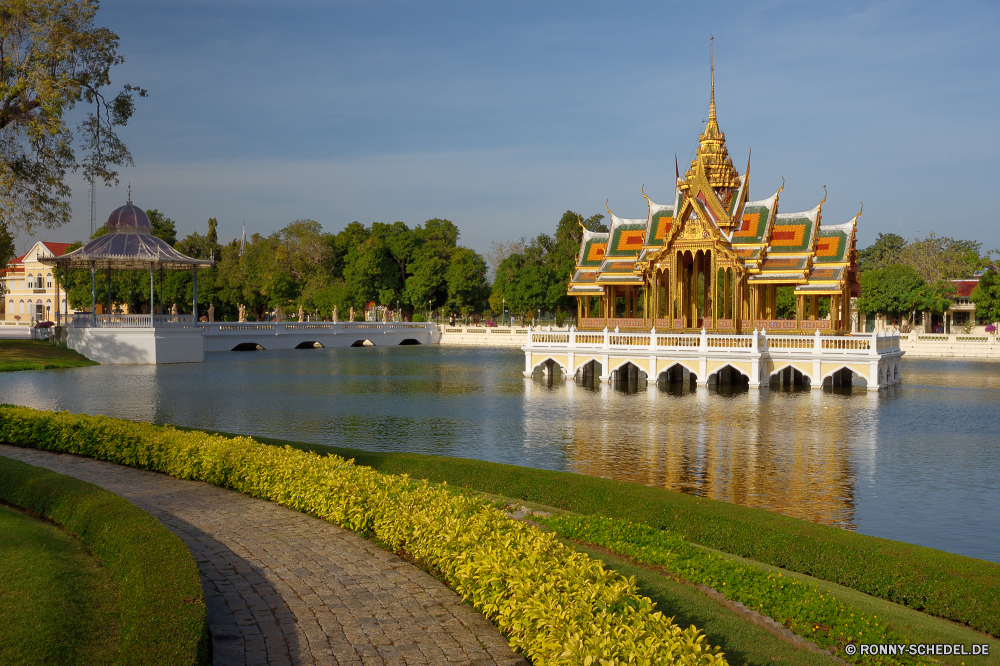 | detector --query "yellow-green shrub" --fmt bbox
[0,406,727,666]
